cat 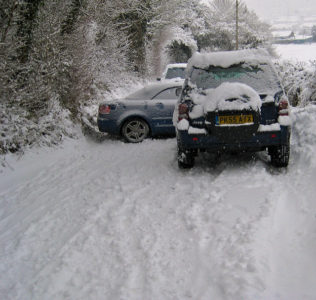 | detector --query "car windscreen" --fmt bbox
[165,68,186,79]
[190,63,281,93]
